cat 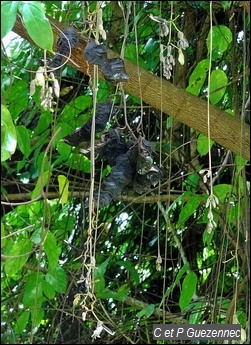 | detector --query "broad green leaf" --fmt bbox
[197,133,214,156]
[56,141,72,160]
[18,1,54,52]
[58,175,69,205]
[30,307,44,328]
[68,153,91,173]
[1,104,17,162]
[207,25,232,60]
[6,81,29,119]
[1,1,21,39]
[213,184,232,204]
[42,280,56,299]
[30,228,42,244]
[23,272,45,307]
[4,238,32,276]
[235,155,248,173]
[45,266,67,293]
[203,228,215,246]
[186,59,210,96]
[209,69,228,104]
[179,272,197,311]
[116,260,140,286]
[124,43,146,68]
[44,231,61,271]
[177,195,201,227]
[33,111,53,136]
[59,95,92,122]
[136,304,155,319]
[14,311,30,335]
[31,170,51,199]
[16,125,31,158]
